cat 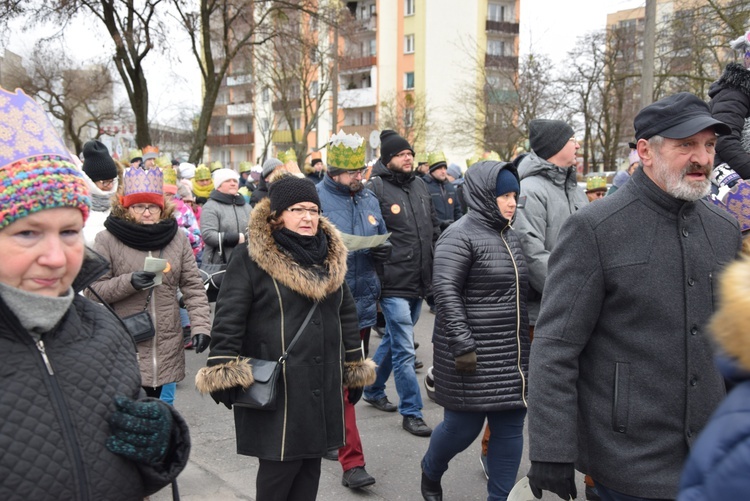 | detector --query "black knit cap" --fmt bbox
[269,175,321,215]
[529,119,574,161]
[82,140,118,182]
[379,129,414,166]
